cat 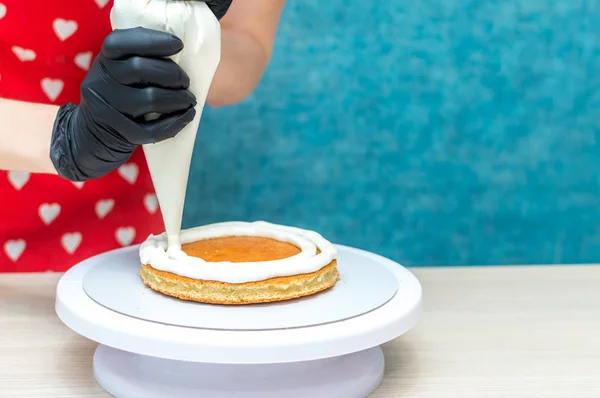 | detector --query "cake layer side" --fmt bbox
[139,261,339,305]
